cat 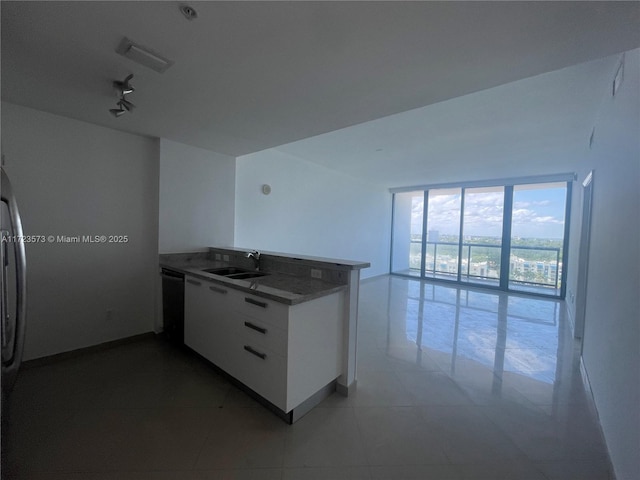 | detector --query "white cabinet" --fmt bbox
[184,274,344,414]
[184,277,235,372]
